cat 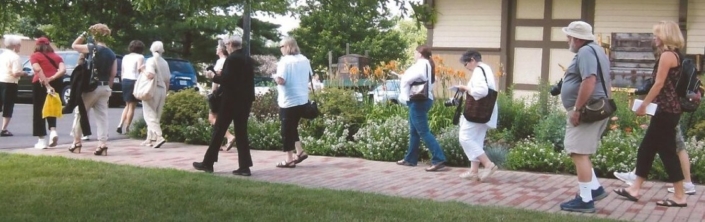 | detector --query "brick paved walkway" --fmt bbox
[4,139,705,221]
